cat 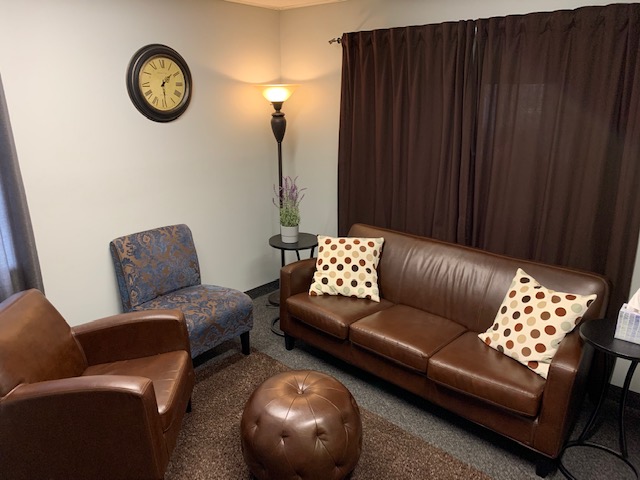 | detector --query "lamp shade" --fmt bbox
[259,84,299,104]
